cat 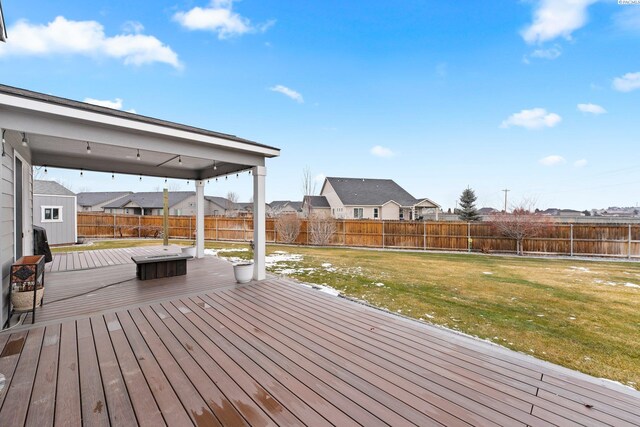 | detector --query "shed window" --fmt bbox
[42,206,62,222]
